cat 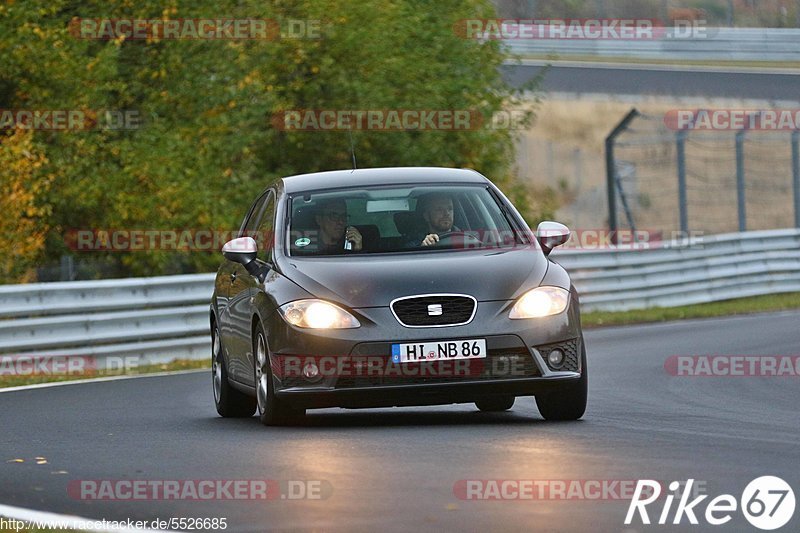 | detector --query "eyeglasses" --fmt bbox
[322,211,348,222]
